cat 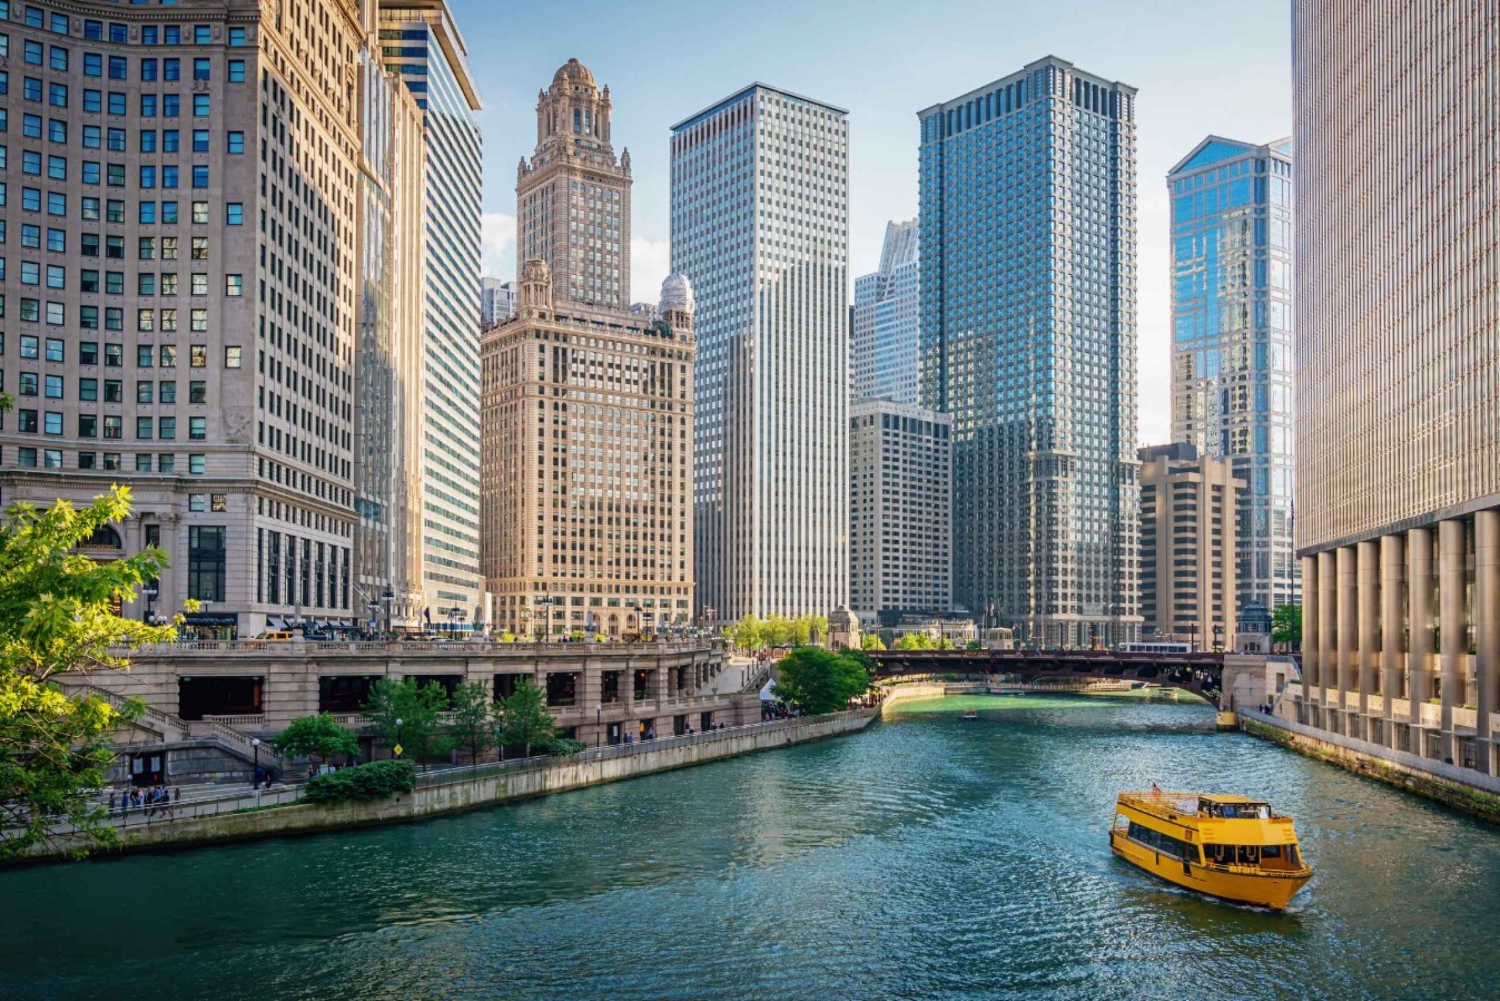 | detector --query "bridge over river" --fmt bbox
[869,649,1280,707]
